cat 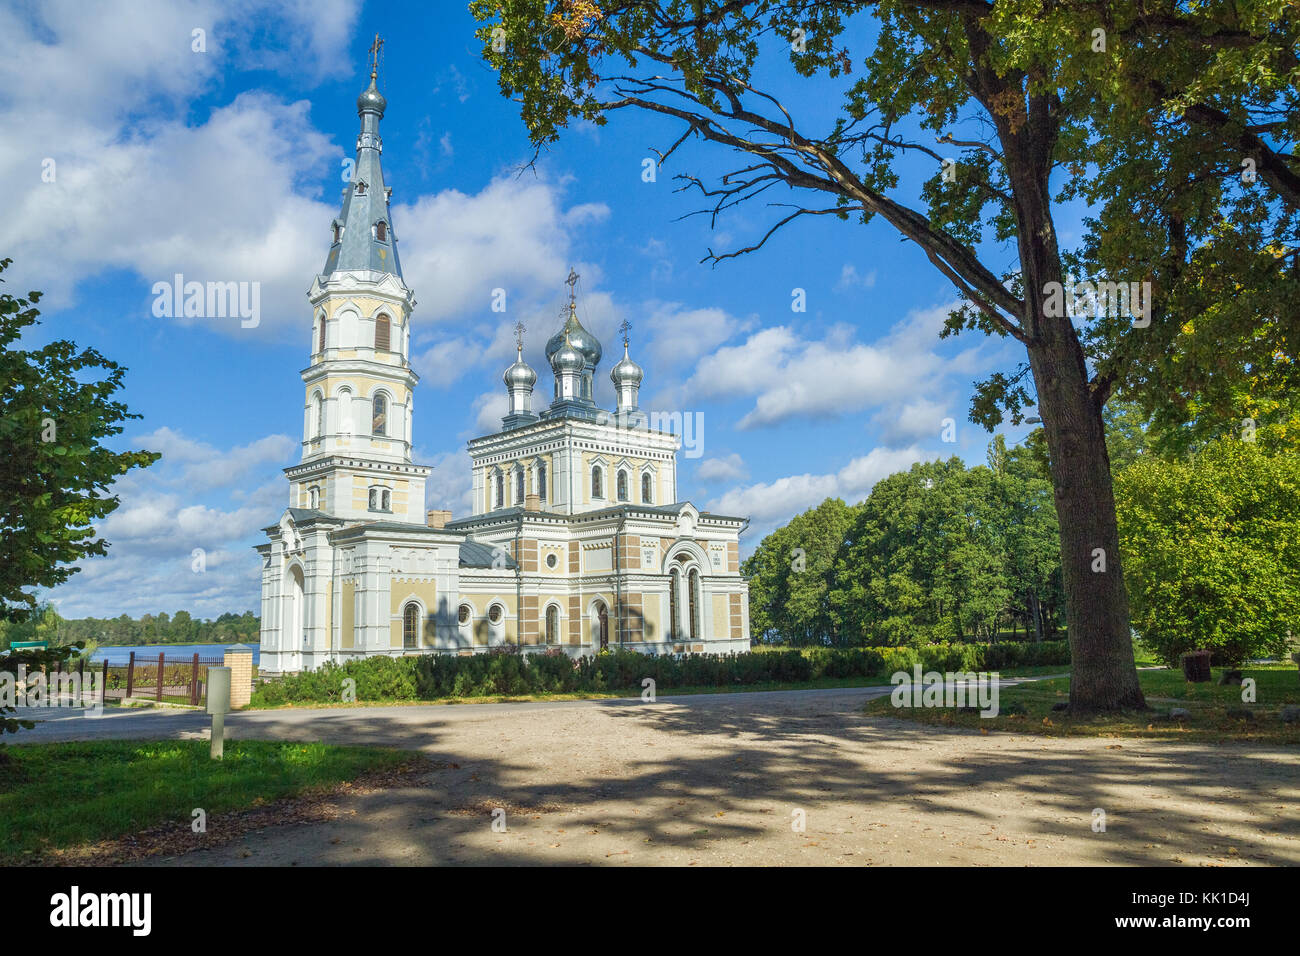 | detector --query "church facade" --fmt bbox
[257,64,751,675]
